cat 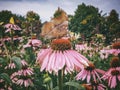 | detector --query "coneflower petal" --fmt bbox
[40,51,51,71]
[111,76,116,88]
